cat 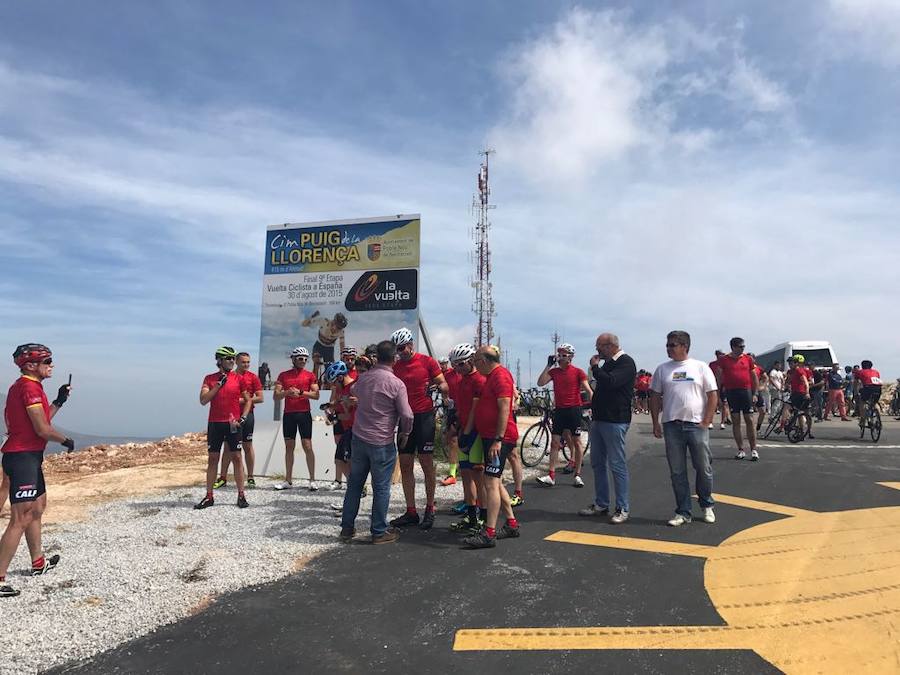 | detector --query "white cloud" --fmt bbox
[727,57,790,113]
[828,0,900,66]
[488,9,793,188]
